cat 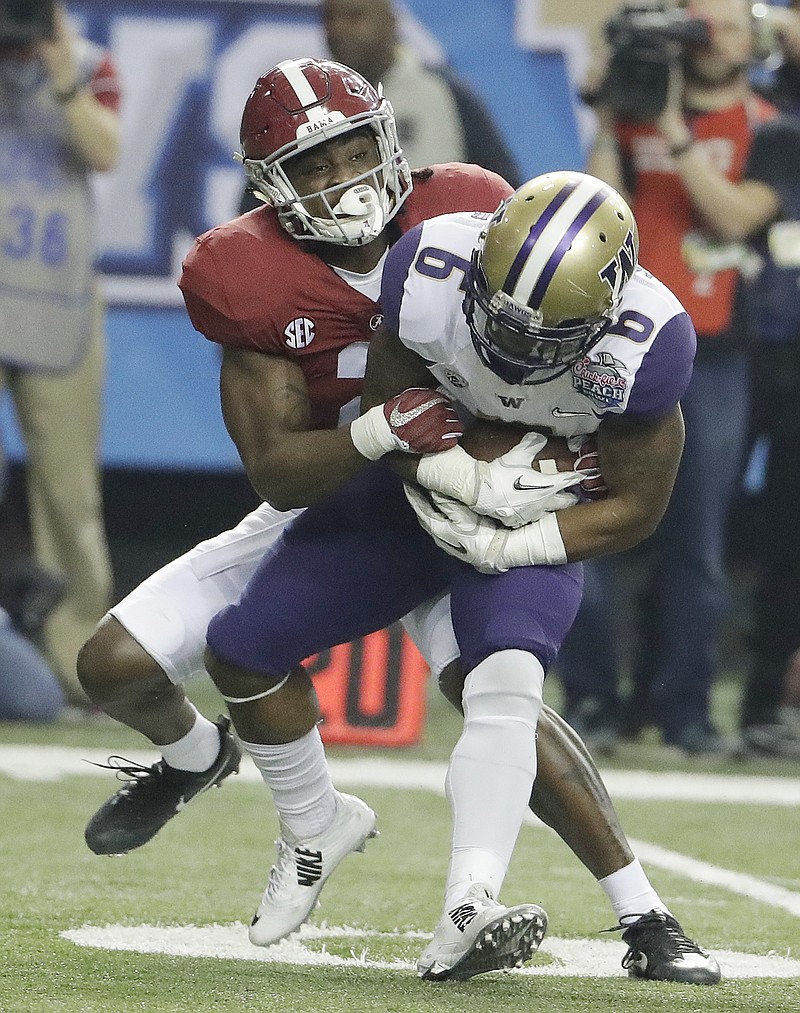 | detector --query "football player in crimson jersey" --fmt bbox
[77,58,709,980]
